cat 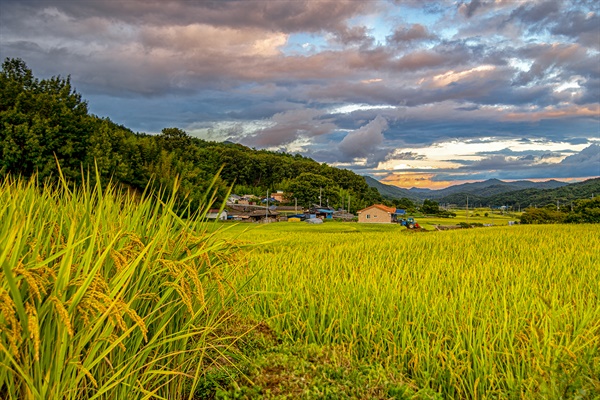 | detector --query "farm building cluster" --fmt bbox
[207,193,410,224]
